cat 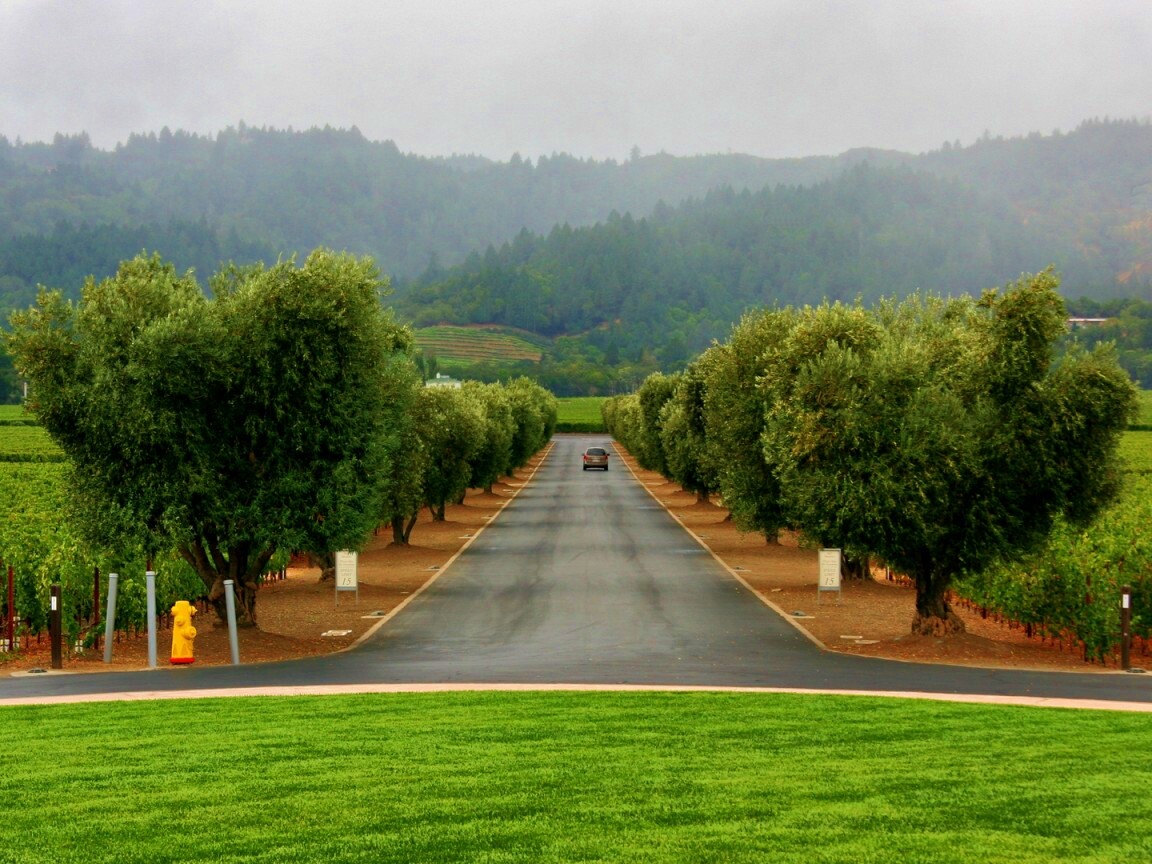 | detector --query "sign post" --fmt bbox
[818,549,842,604]
[335,551,358,607]
[1121,584,1132,672]
[49,584,62,669]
